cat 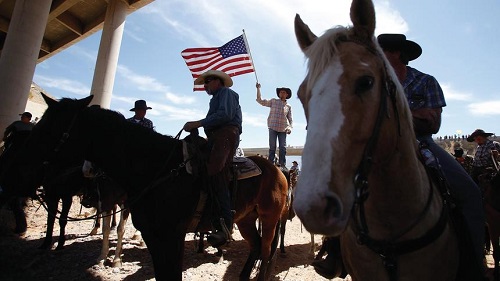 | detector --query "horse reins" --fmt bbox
[343,38,450,281]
